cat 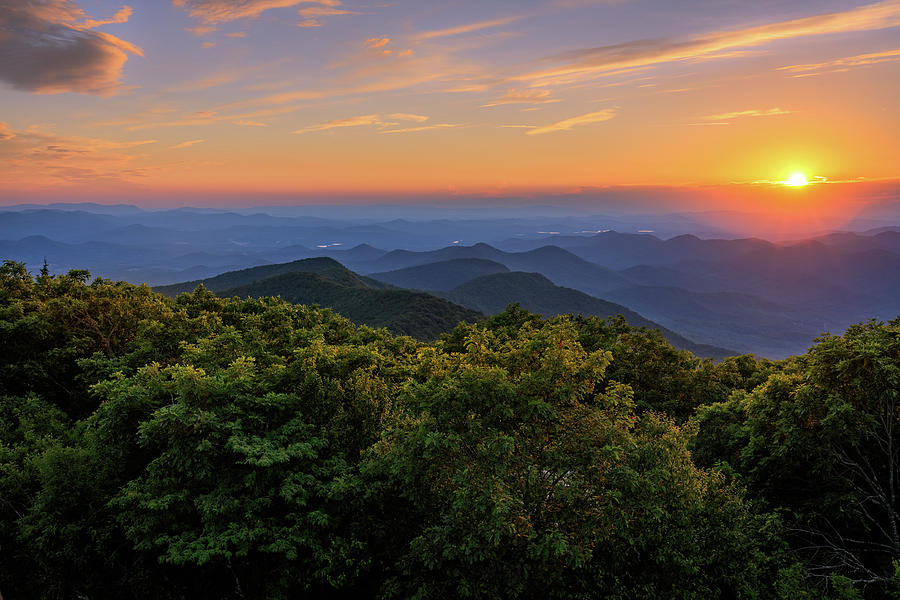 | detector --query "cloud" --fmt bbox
[228,46,487,110]
[171,139,205,149]
[233,120,268,127]
[511,0,900,87]
[704,108,791,120]
[186,25,218,36]
[0,0,142,95]
[779,47,900,75]
[294,113,443,134]
[380,124,457,134]
[297,1,360,27]
[526,108,617,135]
[0,122,16,140]
[95,104,307,130]
[82,6,133,29]
[366,37,391,49]
[415,16,522,41]
[386,113,429,122]
[225,31,248,38]
[167,71,240,92]
[0,124,156,185]
[293,114,382,133]
[173,0,307,24]
[482,88,560,107]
